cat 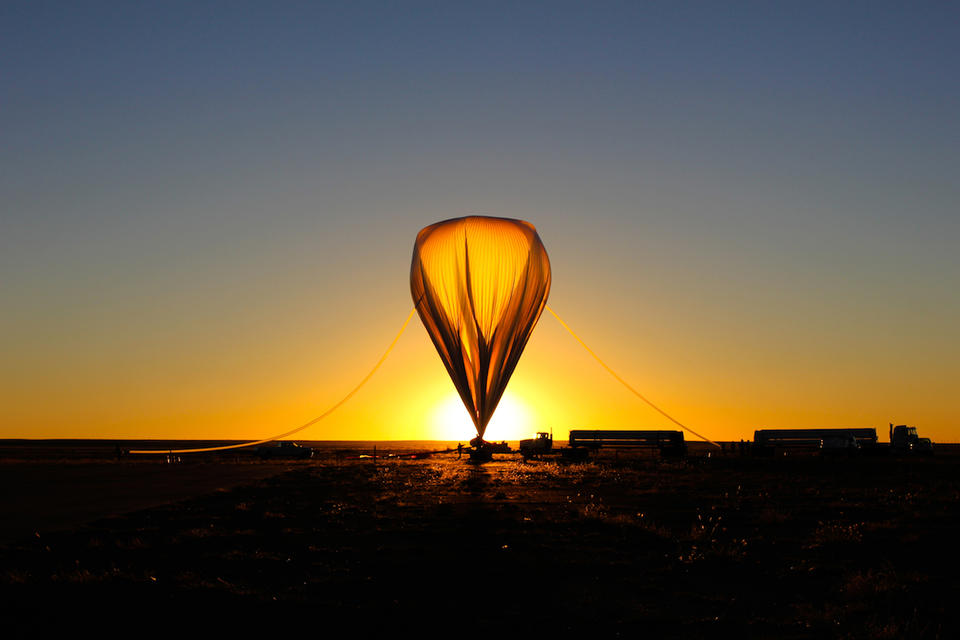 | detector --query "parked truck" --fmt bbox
[255,441,314,459]
[889,423,934,455]
[753,428,876,455]
[752,425,933,456]
[519,432,553,460]
[567,430,686,458]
